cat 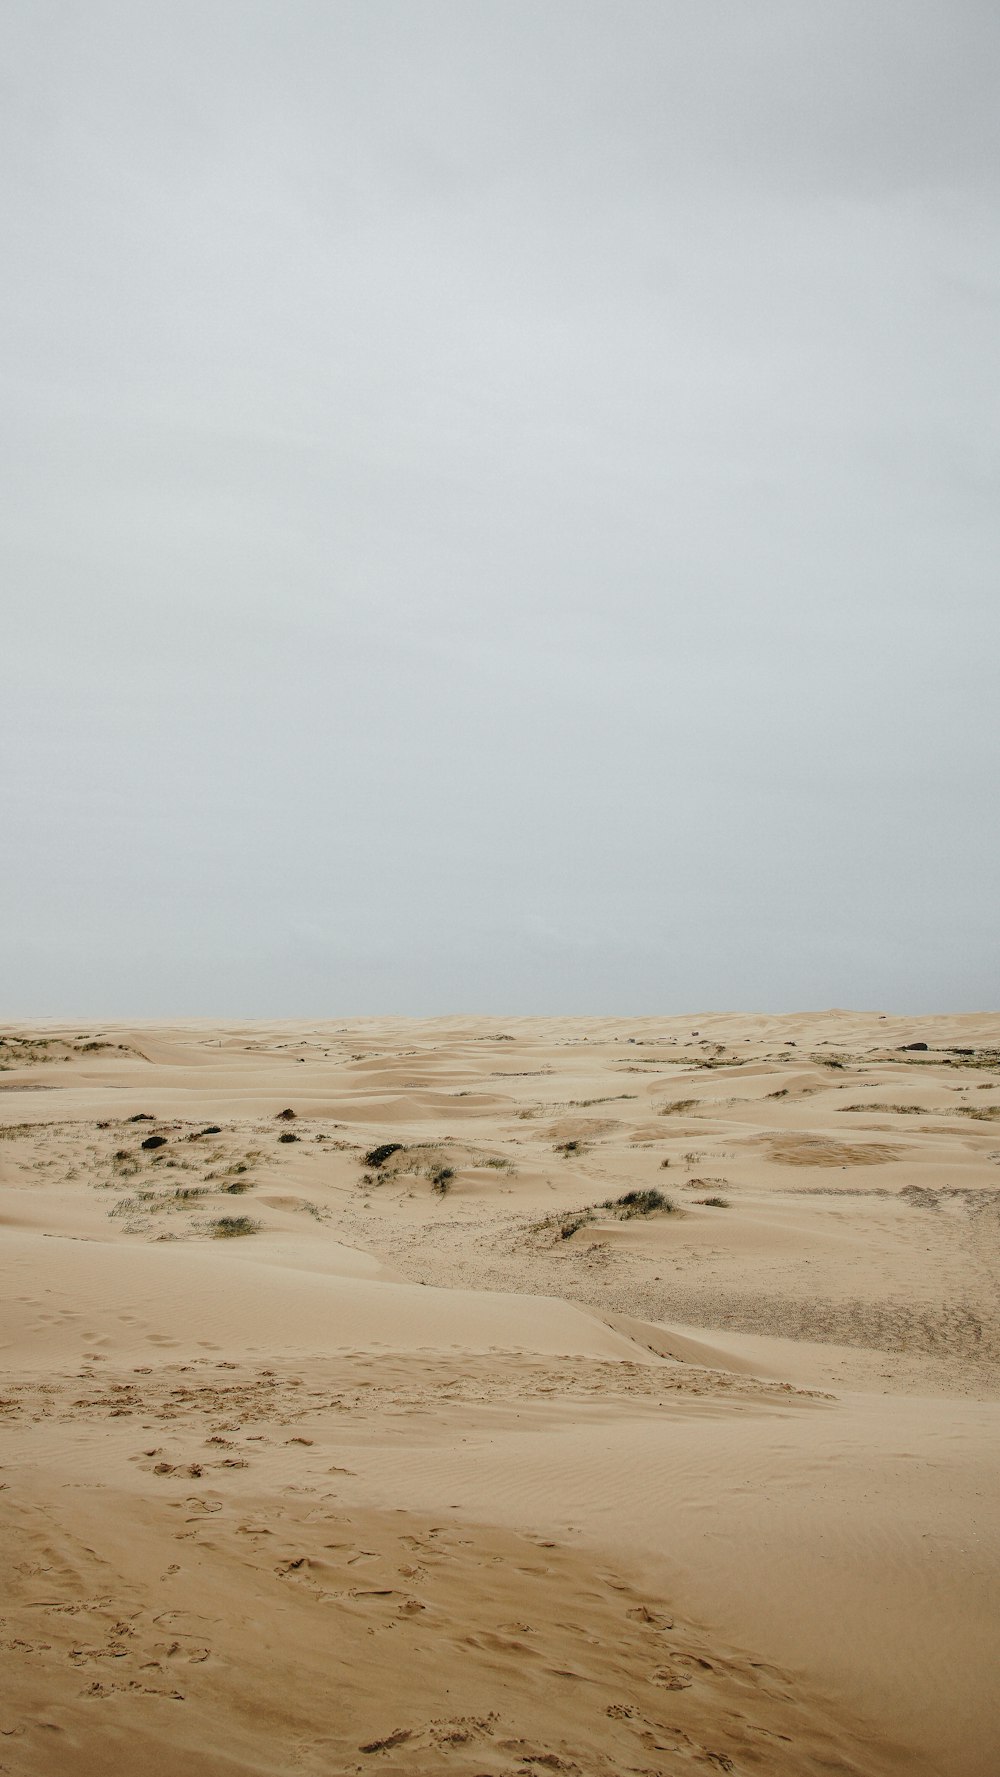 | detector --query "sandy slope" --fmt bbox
[2,1015,999,1775]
